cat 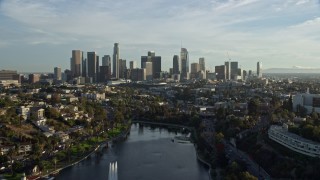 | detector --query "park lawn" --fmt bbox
[107,129,121,137]
[3,173,24,180]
